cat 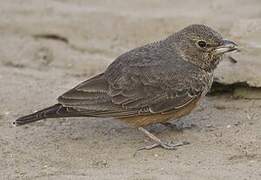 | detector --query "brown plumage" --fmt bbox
[14,24,238,150]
